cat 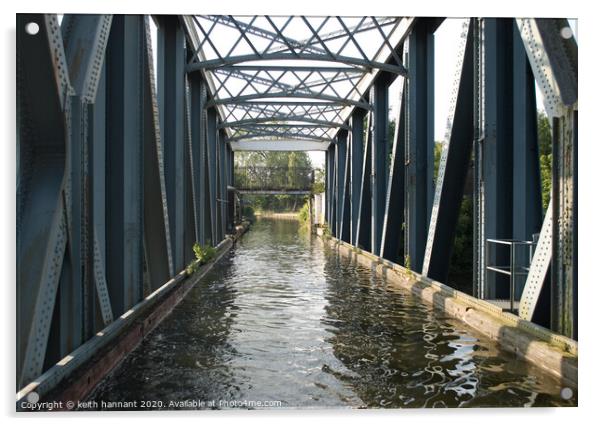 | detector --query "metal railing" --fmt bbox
[485,238,536,312]
[234,166,315,191]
